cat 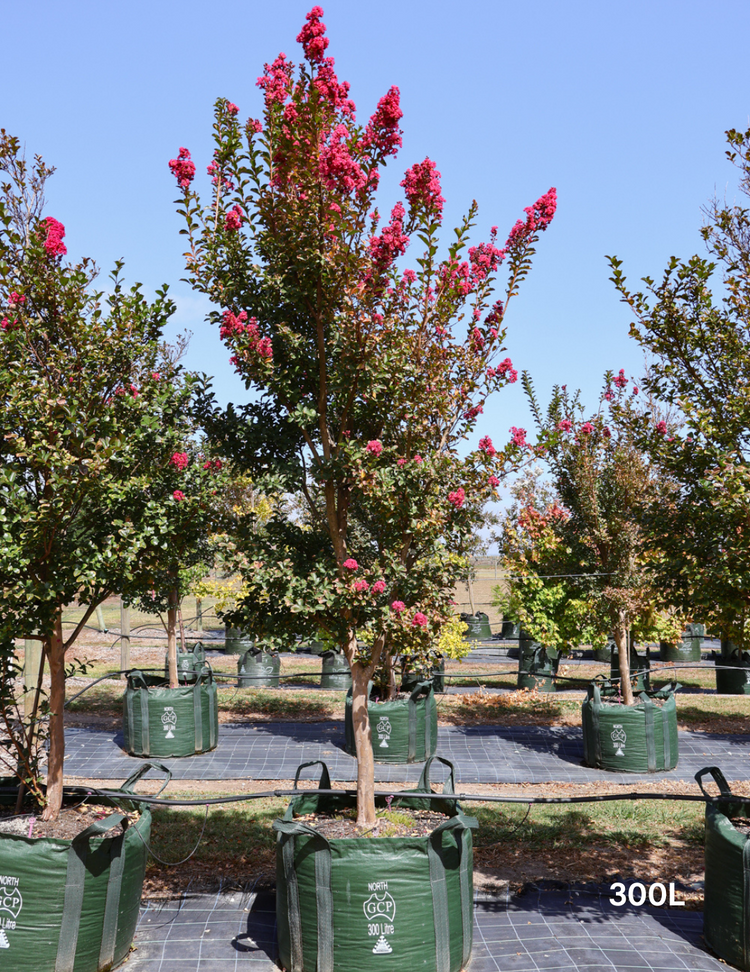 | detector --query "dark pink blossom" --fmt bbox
[168,148,196,190]
[602,426,612,438]
[247,118,263,134]
[372,580,386,595]
[173,490,186,501]
[604,389,614,402]
[413,454,423,464]
[401,158,444,217]
[256,53,293,107]
[225,204,243,232]
[296,6,329,64]
[313,57,355,115]
[494,358,517,383]
[397,458,407,466]
[366,440,383,456]
[488,474,500,488]
[220,310,250,340]
[510,427,527,447]
[363,86,402,157]
[8,292,24,306]
[632,387,639,395]
[170,452,189,470]
[226,102,239,116]
[411,612,428,628]
[391,600,406,613]
[580,422,594,435]
[42,217,67,257]
[343,558,359,571]
[319,124,366,193]
[353,579,370,592]
[479,436,496,455]
[1,317,16,331]
[655,420,668,435]
[129,384,139,397]
[613,369,628,389]
[505,187,557,249]
[256,336,273,359]
[557,419,573,433]
[464,404,484,420]
[448,487,466,508]
[403,269,416,284]
[369,202,409,269]
[151,371,161,381]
